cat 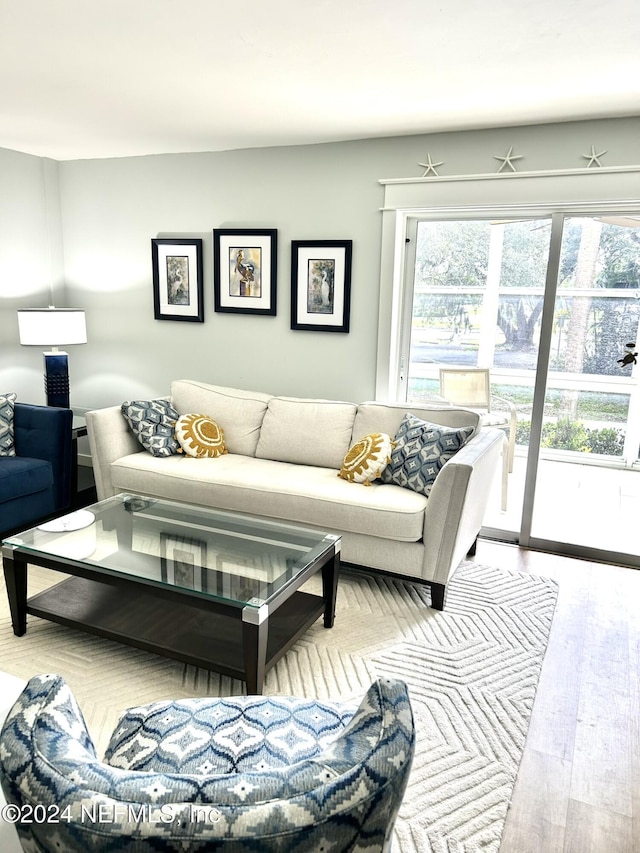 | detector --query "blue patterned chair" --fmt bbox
[0,674,414,852]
